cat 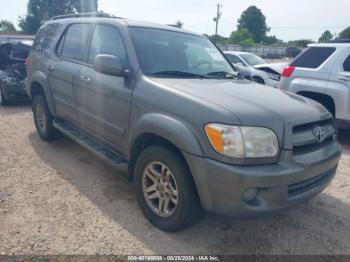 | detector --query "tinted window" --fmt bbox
[60,24,92,62]
[88,24,127,66]
[226,54,244,65]
[32,23,60,51]
[344,55,350,72]
[291,47,336,69]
